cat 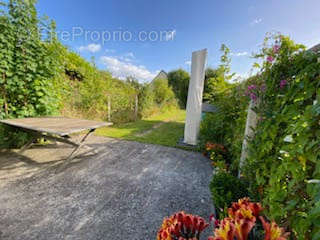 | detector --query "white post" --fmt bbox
[239,100,258,177]
[184,49,208,145]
